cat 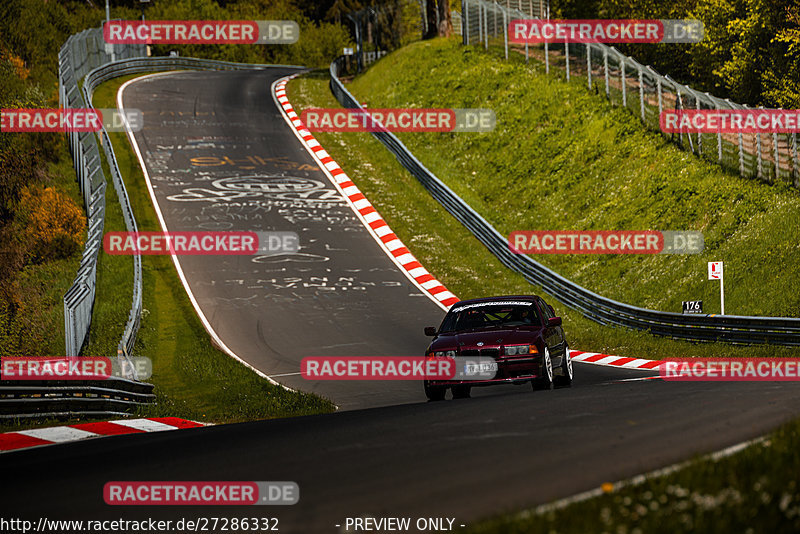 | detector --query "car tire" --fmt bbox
[554,345,574,388]
[452,385,472,399]
[533,347,554,391]
[424,381,446,401]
